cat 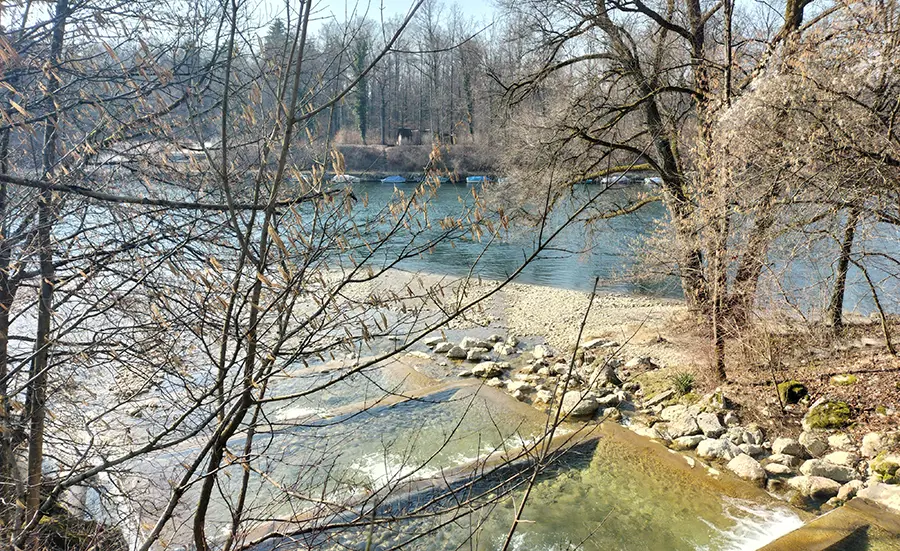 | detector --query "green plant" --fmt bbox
[670,372,695,396]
